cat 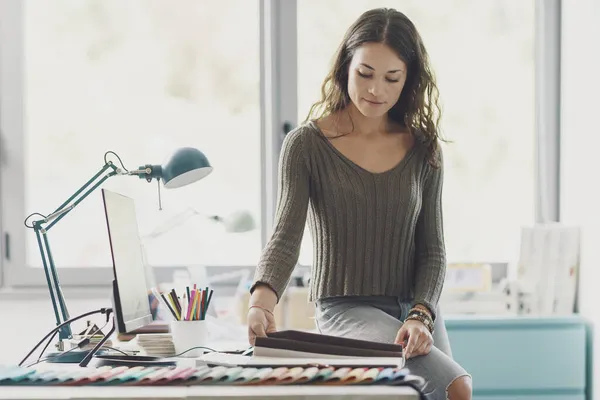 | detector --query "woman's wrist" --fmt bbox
[248,304,274,316]
[411,303,433,319]
[406,308,434,334]
[249,283,278,311]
